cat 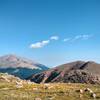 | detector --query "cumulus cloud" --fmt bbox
[30,40,50,48]
[50,36,59,40]
[30,35,59,49]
